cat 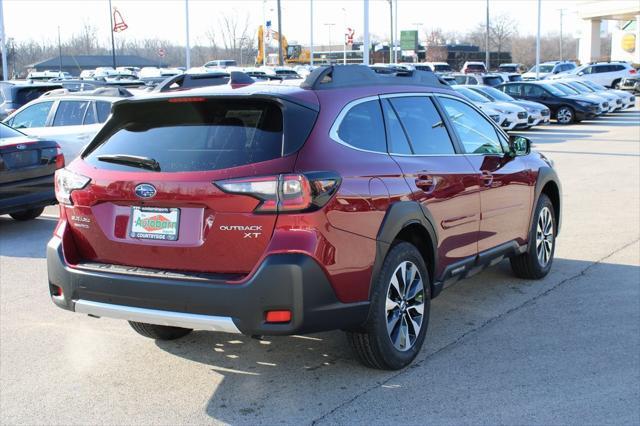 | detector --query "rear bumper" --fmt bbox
[47,237,369,336]
[0,174,56,215]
